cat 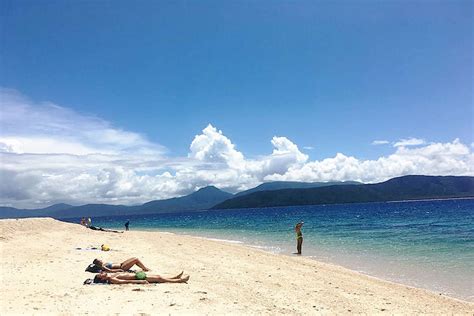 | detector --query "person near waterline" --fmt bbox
[295,222,304,255]
[125,221,130,231]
